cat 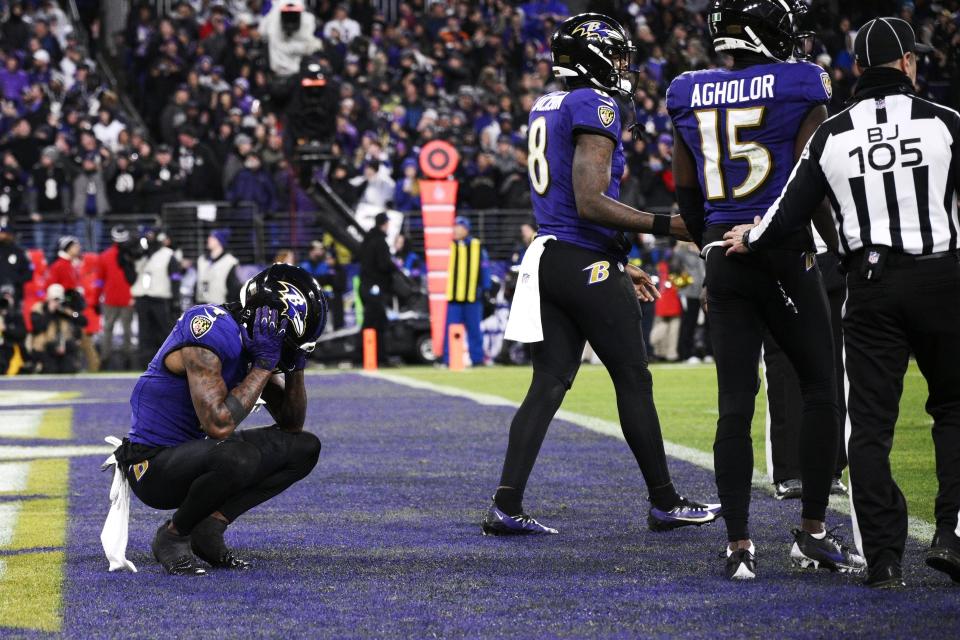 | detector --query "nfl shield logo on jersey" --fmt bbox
[598,105,616,128]
[190,314,213,339]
